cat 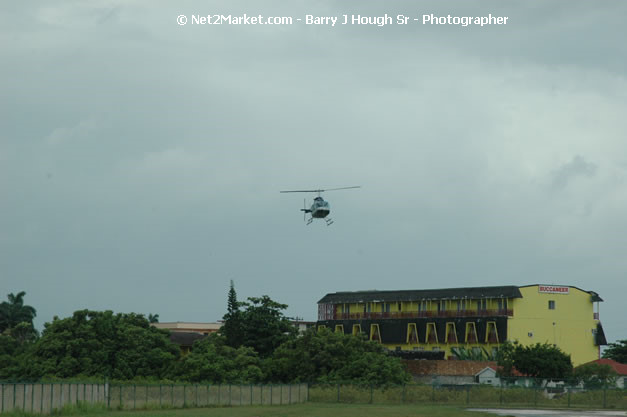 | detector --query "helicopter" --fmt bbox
[280,186,361,225]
